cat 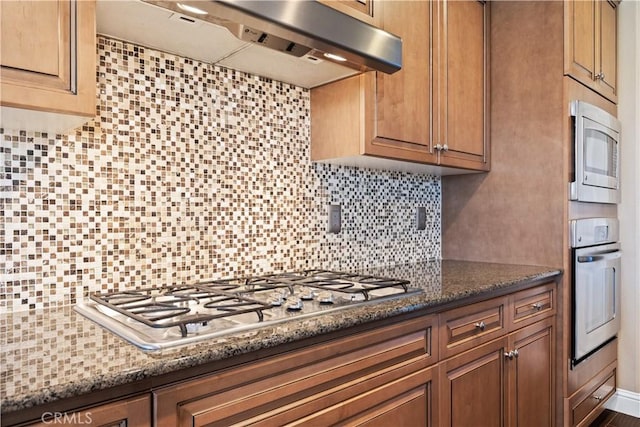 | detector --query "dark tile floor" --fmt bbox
[590,410,640,427]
